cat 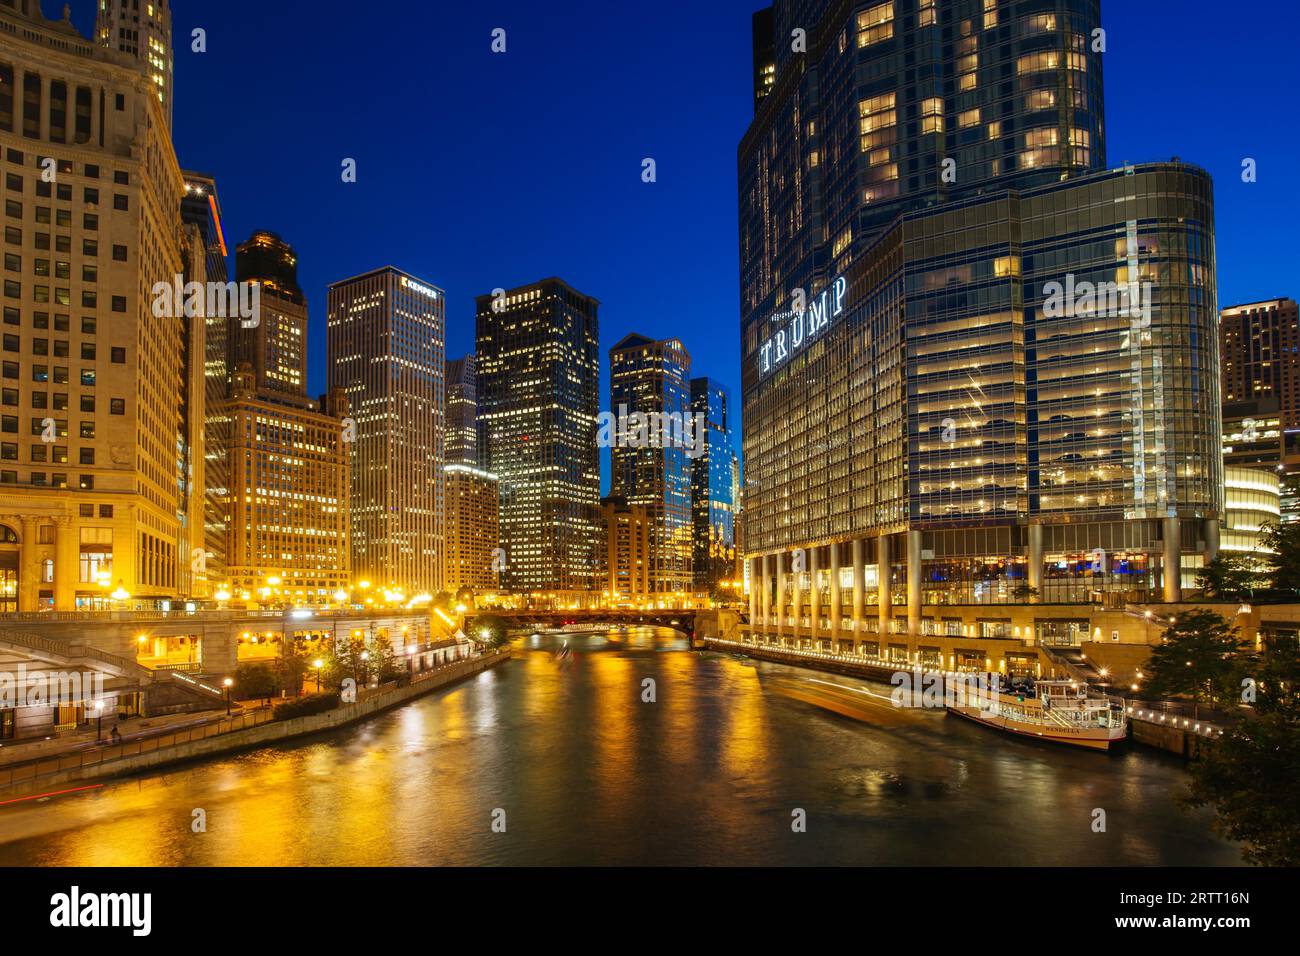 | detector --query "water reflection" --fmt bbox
[0,627,1240,866]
